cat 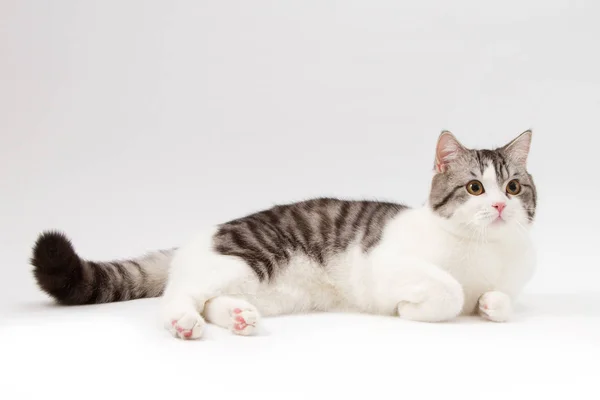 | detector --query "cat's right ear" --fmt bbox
[434,131,466,173]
